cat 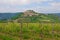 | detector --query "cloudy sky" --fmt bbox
[0,0,60,13]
